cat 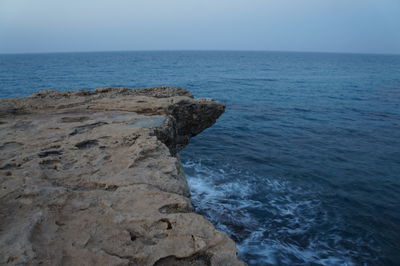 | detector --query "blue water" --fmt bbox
[1,51,400,265]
